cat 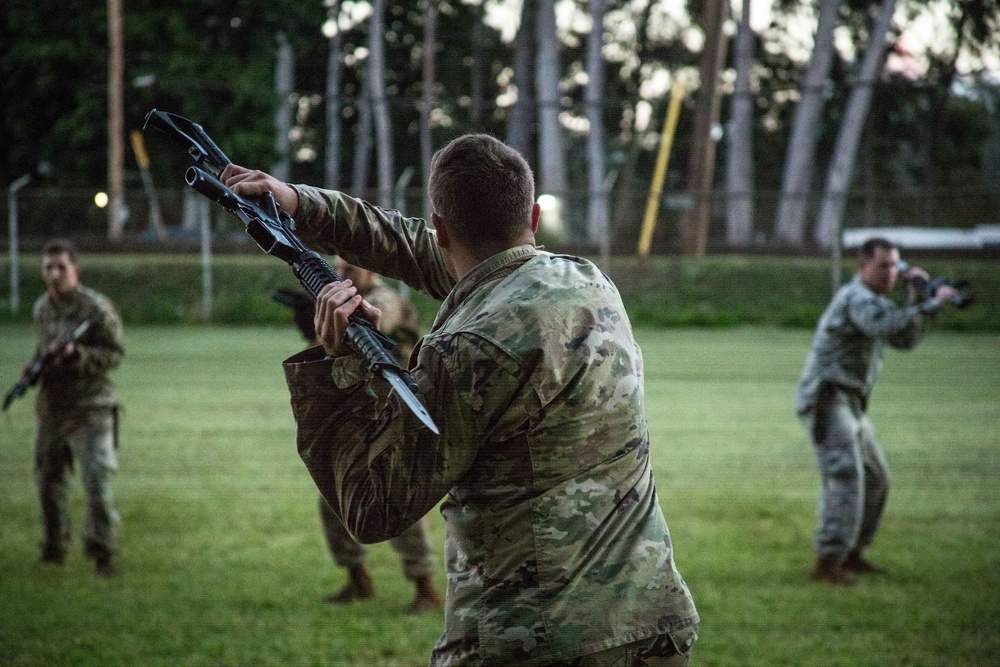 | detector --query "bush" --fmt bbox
[0,253,997,331]
[604,255,999,331]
